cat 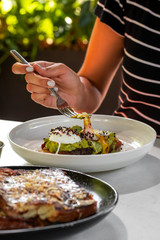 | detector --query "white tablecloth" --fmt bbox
[0,119,160,240]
